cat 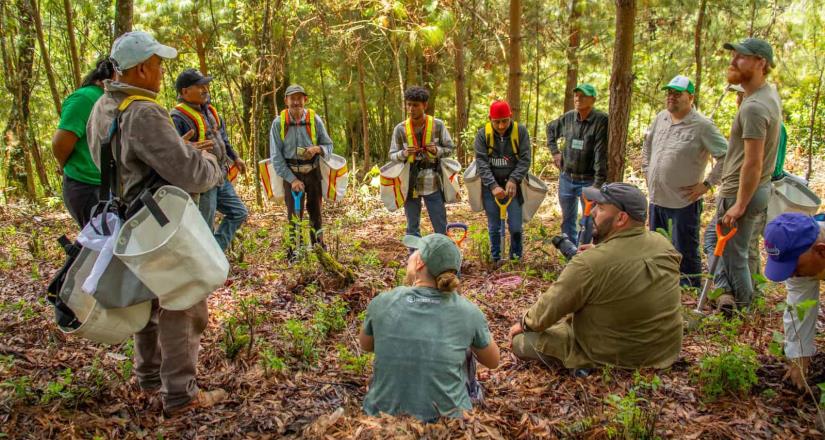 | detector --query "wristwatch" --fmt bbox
[702,180,712,189]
